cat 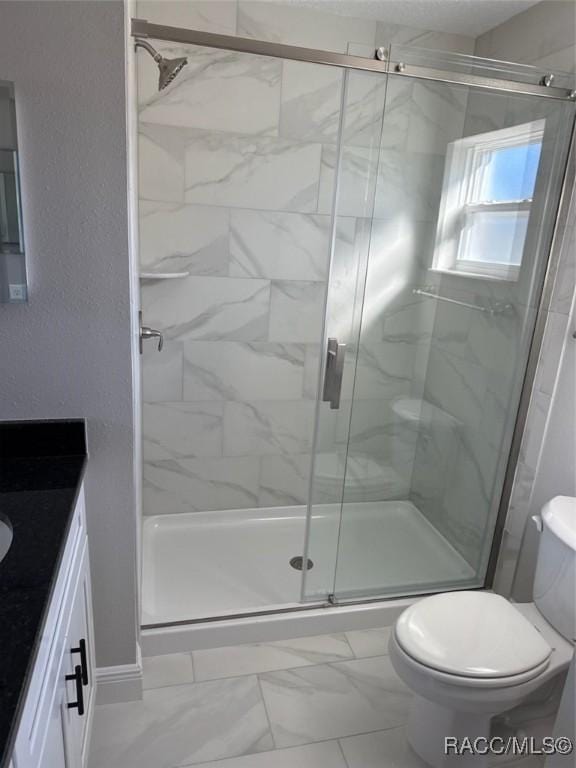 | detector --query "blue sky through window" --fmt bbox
[480,142,542,202]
